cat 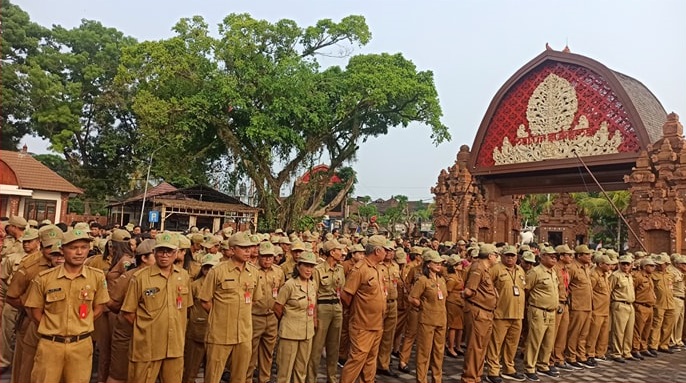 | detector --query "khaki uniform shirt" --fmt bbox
[409,274,447,326]
[25,265,110,336]
[2,250,35,287]
[108,268,137,313]
[121,264,191,362]
[446,272,465,307]
[525,264,559,311]
[187,276,210,342]
[343,257,386,331]
[465,259,498,311]
[199,259,262,345]
[567,259,592,311]
[632,270,656,306]
[489,263,526,319]
[280,258,297,280]
[0,235,22,259]
[608,270,635,303]
[84,254,112,274]
[379,261,400,301]
[313,261,345,301]
[651,270,675,309]
[342,259,356,277]
[668,265,684,298]
[252,265,285,315]
[275,277,316,340]
[7,252,51,306]
[590,267,611,316]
